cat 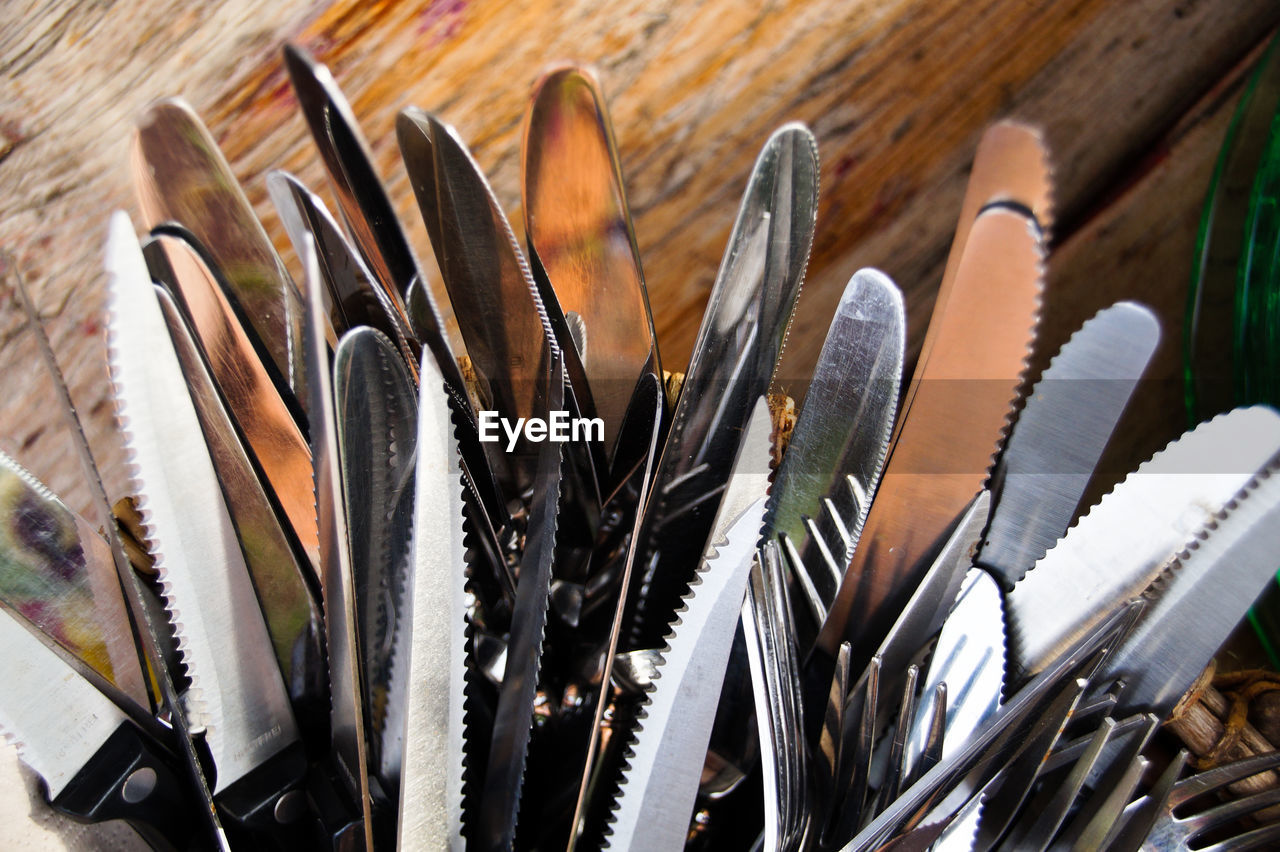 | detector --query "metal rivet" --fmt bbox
[121,767,157,804]
[274,789,305,824]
